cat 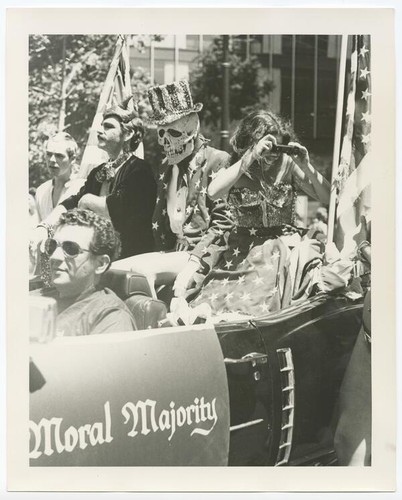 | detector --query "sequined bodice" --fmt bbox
[228,179,296,228]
